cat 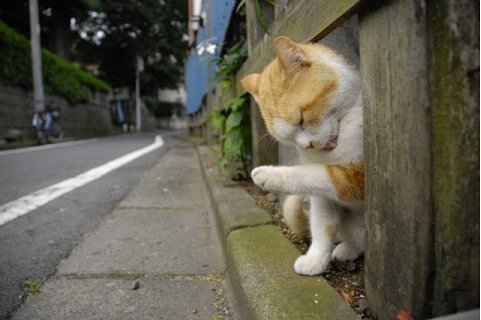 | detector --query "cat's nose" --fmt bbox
[295,135,315,149]
[304,141,315,149]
